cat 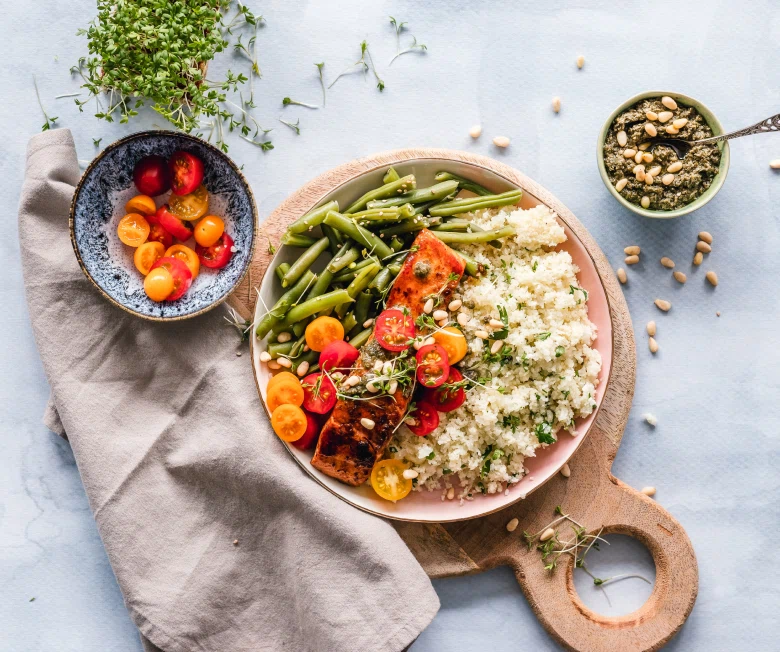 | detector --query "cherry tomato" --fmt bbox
[319,340,360,372]
[134,241,165,276]
[374,309,415,352]
[291,412,320,450]
[169,184,209,221]
[124,194,156,216]
[305,316,345,352]
[164,244,200,279]
[155,205,193,242]
[133,155,170,196]
[145,212,174,248]
[406,401,440,437]
[267,371,299,391]
[267,377,305,412]
[425,367,466,413]
[144,267,174,302]
[271,404,307,442]
[370,459,413,501]
[415,343,450,388]
[150,256,193,301]
[117,213,150,247]
[432,326,468,365]
[301,373,337,414]
[168,151,205,196]
[196,232,234,269]
[194,215,225,247]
